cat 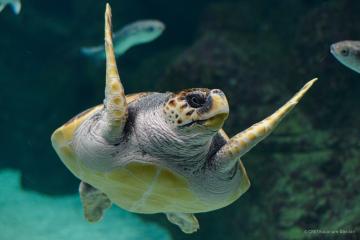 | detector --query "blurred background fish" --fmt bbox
[81,20,165,60]
[0,0,20,14]
[331,40,360,73]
